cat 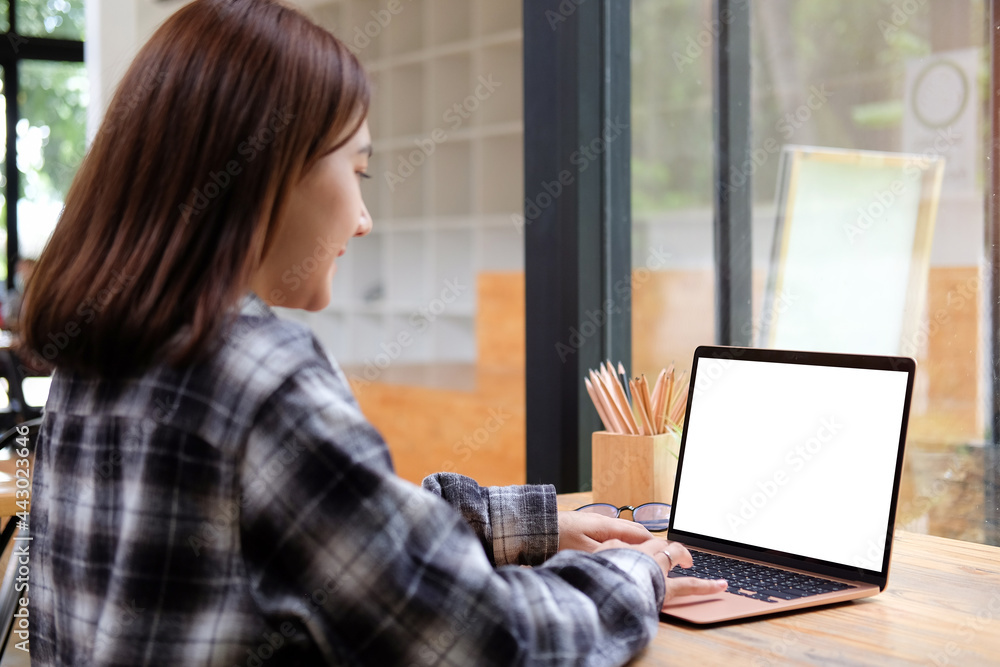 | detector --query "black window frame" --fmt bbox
[523,0,632,492]
[0,0,85,289]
